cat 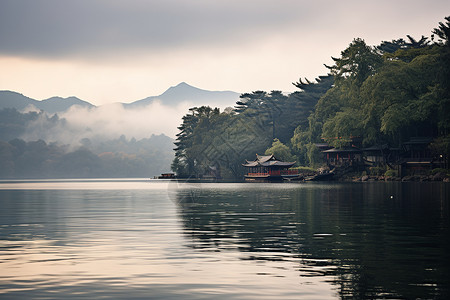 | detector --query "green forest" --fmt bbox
[172,17,450,180]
